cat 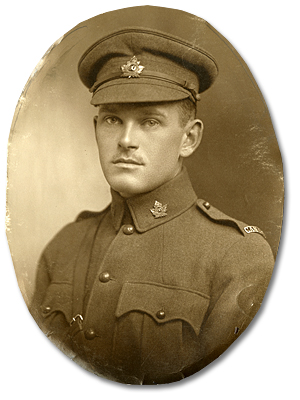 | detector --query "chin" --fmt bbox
[106,170,169,198]
[109,177,145,198]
